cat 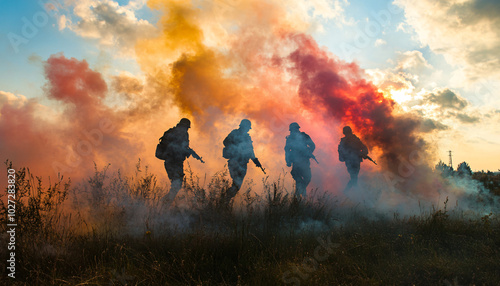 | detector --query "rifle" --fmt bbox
[311,154,319,164]
[363,155,377,165]
[188,148,205,163]
[253,158,266,174]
